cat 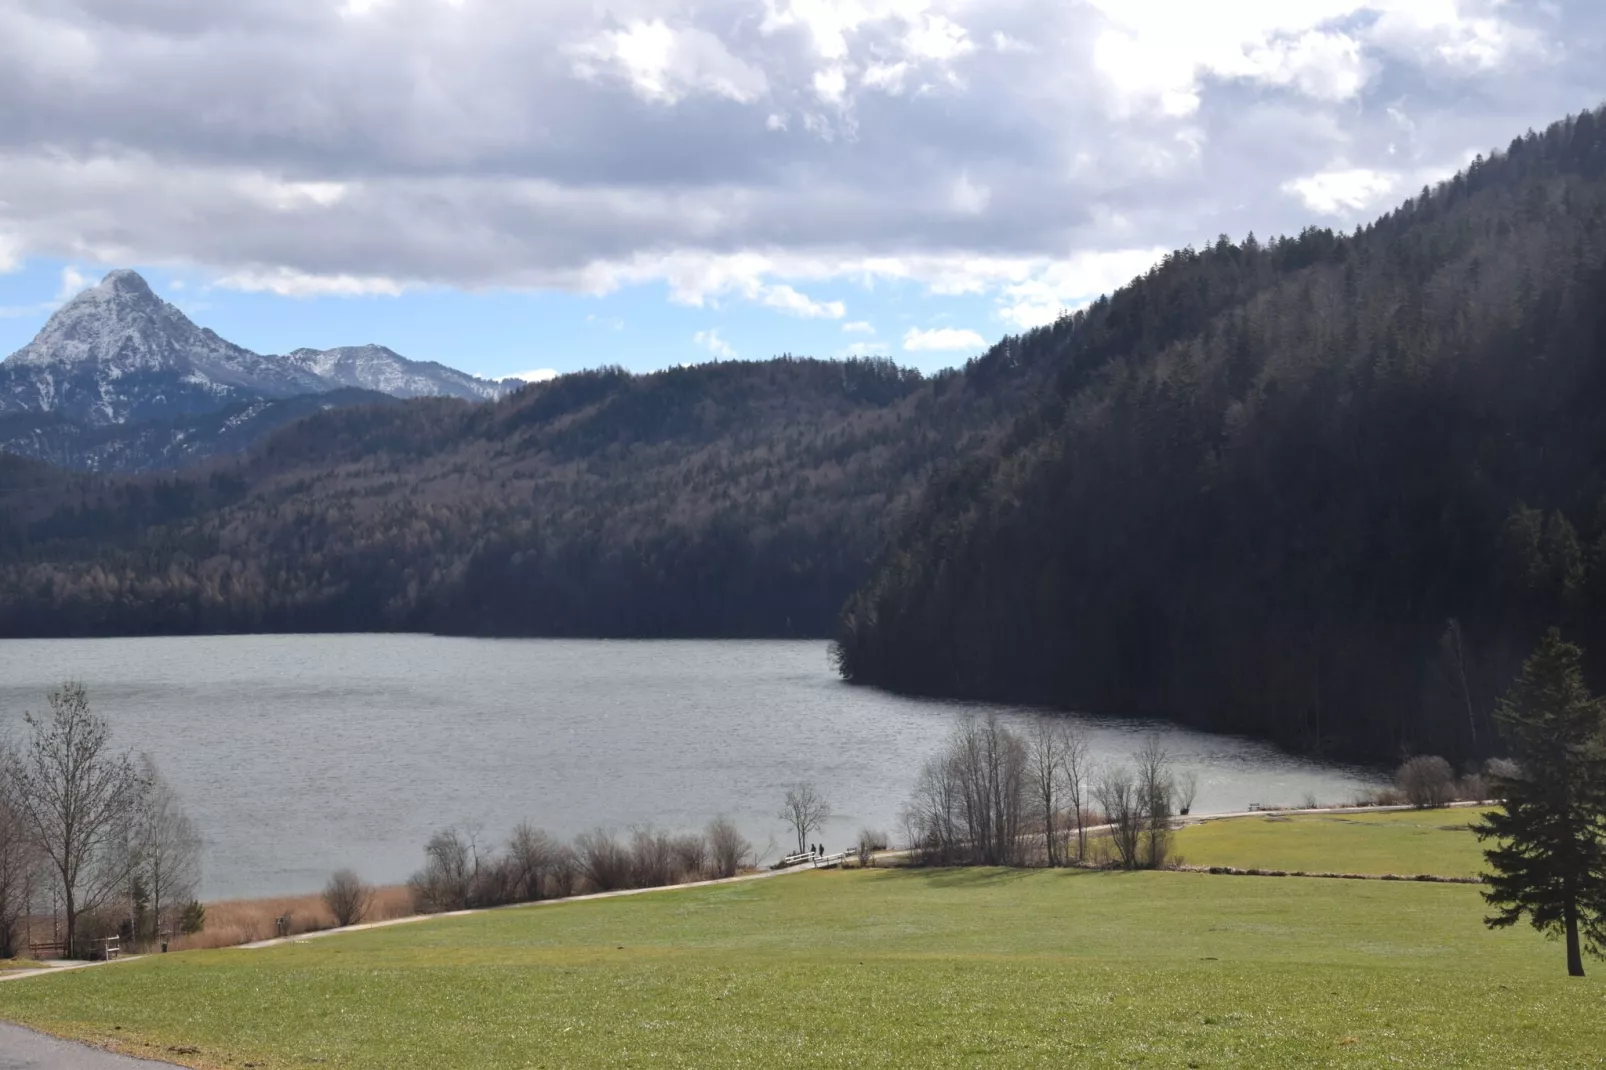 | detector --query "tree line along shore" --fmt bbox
[5,624,1605,976]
